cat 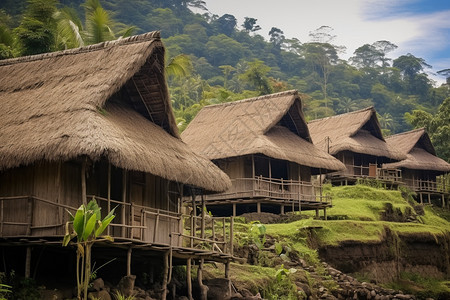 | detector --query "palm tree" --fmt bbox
[337,97,358,113]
